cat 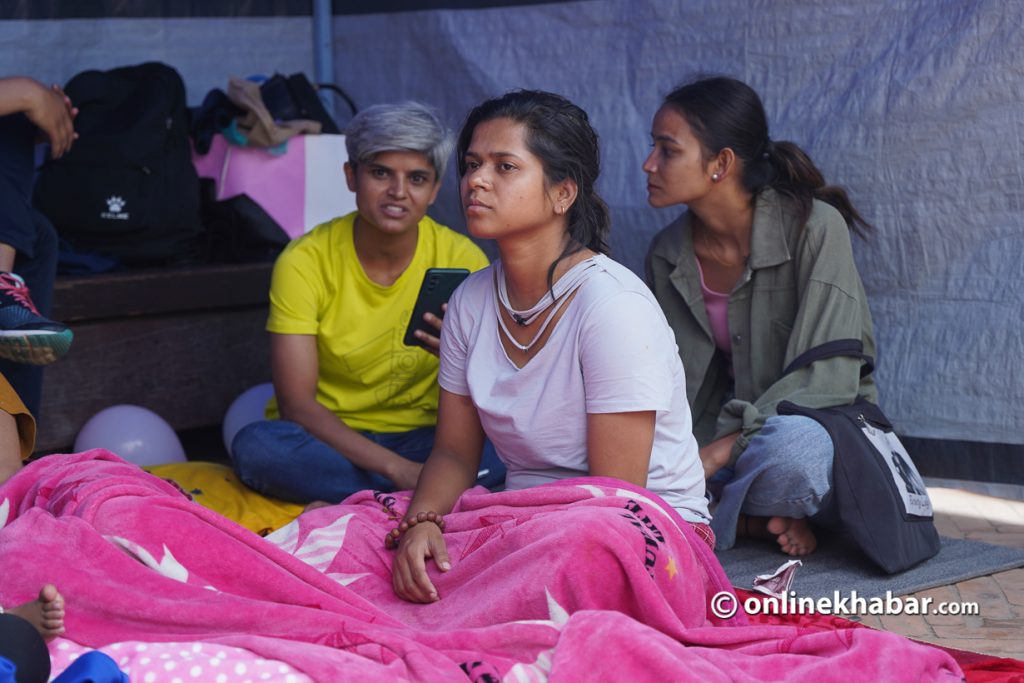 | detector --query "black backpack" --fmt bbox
[33,62,204,265]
